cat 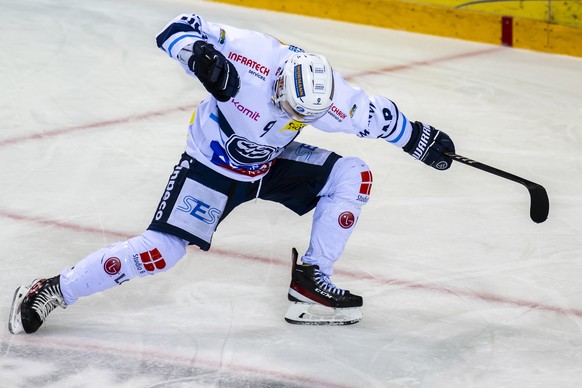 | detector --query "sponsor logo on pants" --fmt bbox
[338,211,356,229]
[103,257,122,275]
[139,248,167,272]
